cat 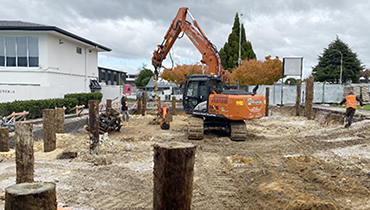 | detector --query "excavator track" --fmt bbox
[188,116,204,140]
[230,121,247,141]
